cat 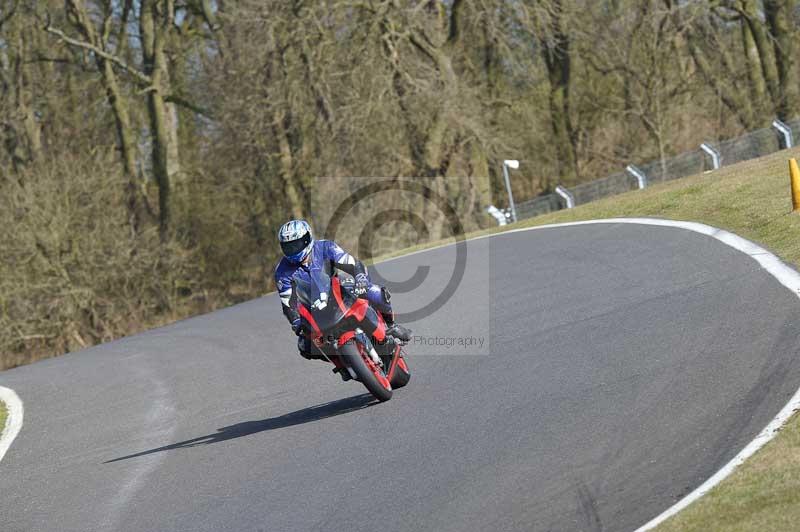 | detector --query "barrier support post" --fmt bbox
[555,185,575,209]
